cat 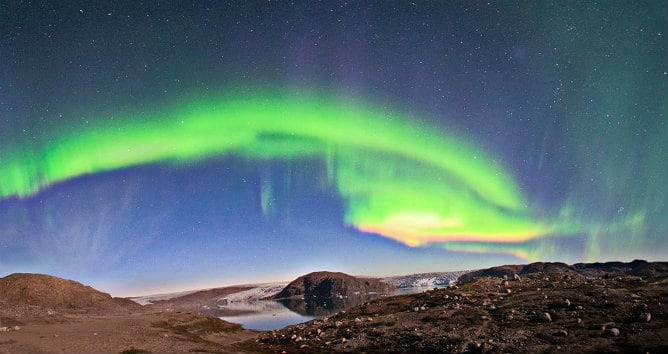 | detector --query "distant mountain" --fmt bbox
[132,282,288,306]
[147,286,255,308]
[0,273,140,312]
[273,271,395,301]
[457,259,668,283]
[382,270,472,288]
